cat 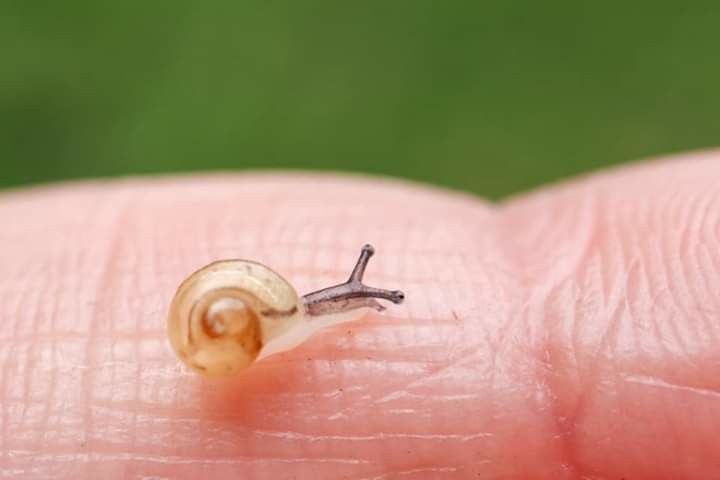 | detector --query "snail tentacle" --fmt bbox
[302,244,405,316]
